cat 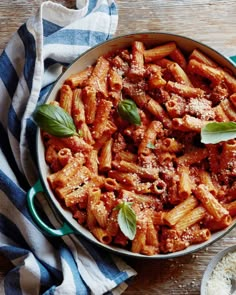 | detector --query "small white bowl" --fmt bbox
[201,245,236,295]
